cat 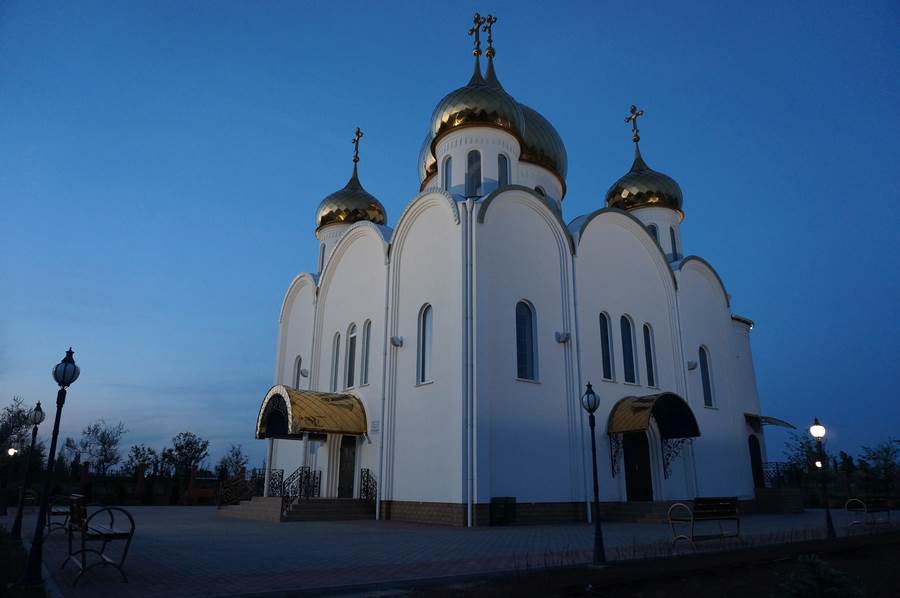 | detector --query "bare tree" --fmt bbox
[80,419,128,475]
[216,444,249,479]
